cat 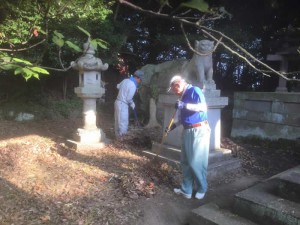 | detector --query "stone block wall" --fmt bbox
[231,92,300,140]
